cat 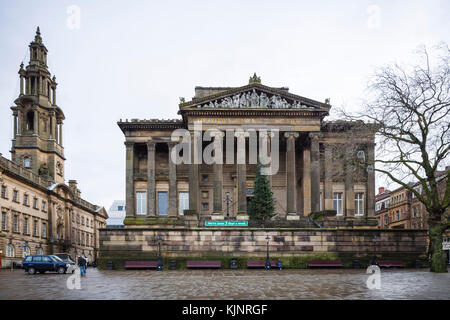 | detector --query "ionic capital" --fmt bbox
[308,131,323,140]
[284,131,299,139]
